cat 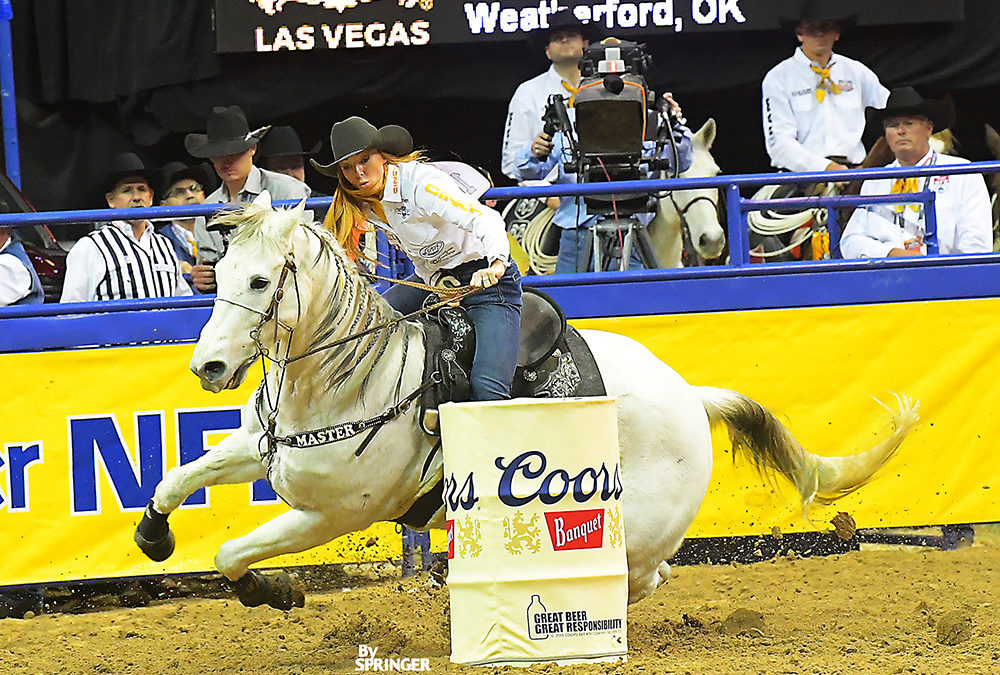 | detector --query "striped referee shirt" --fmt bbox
[60,221,193,303]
